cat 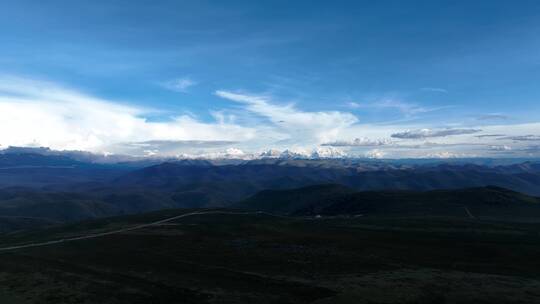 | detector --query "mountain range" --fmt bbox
[1,148,540,229]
